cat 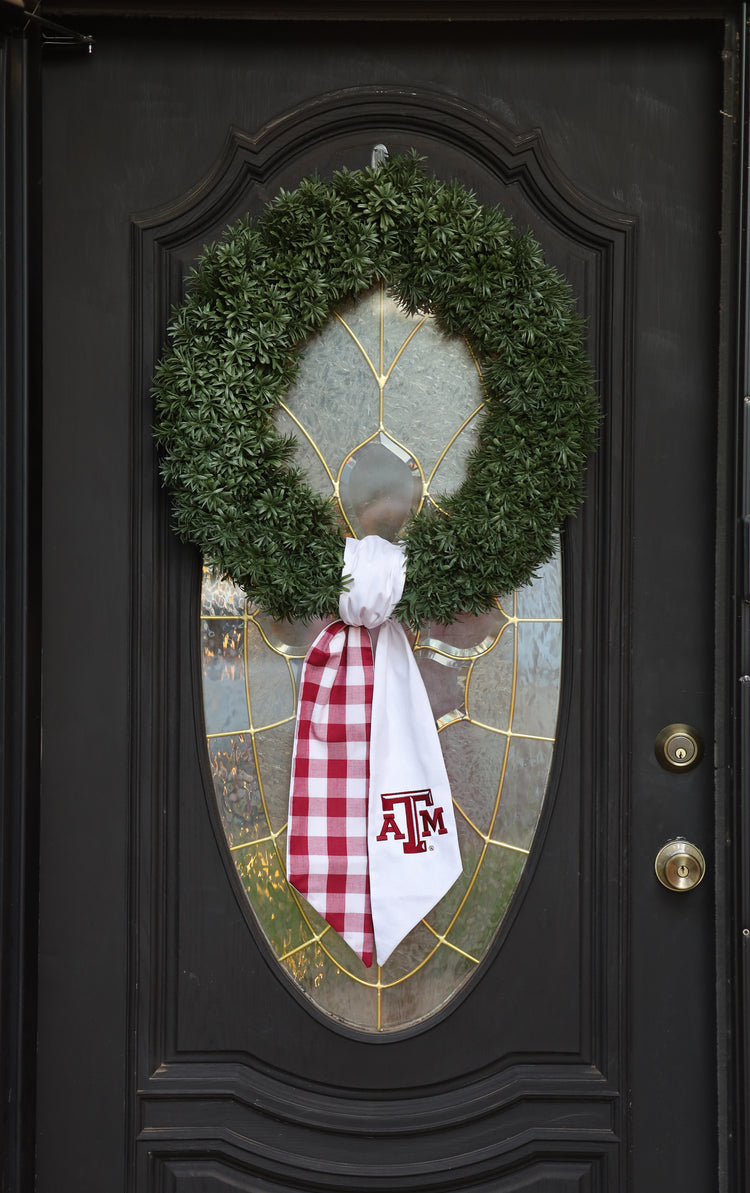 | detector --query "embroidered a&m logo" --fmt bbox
[375,789,448,854]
